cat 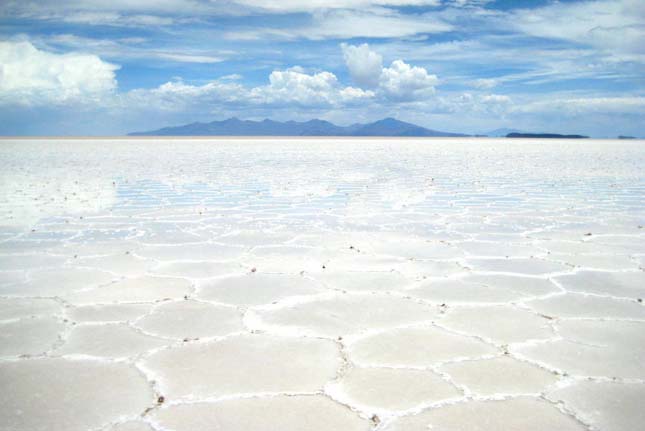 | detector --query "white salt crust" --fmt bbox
[1,137,643,430]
